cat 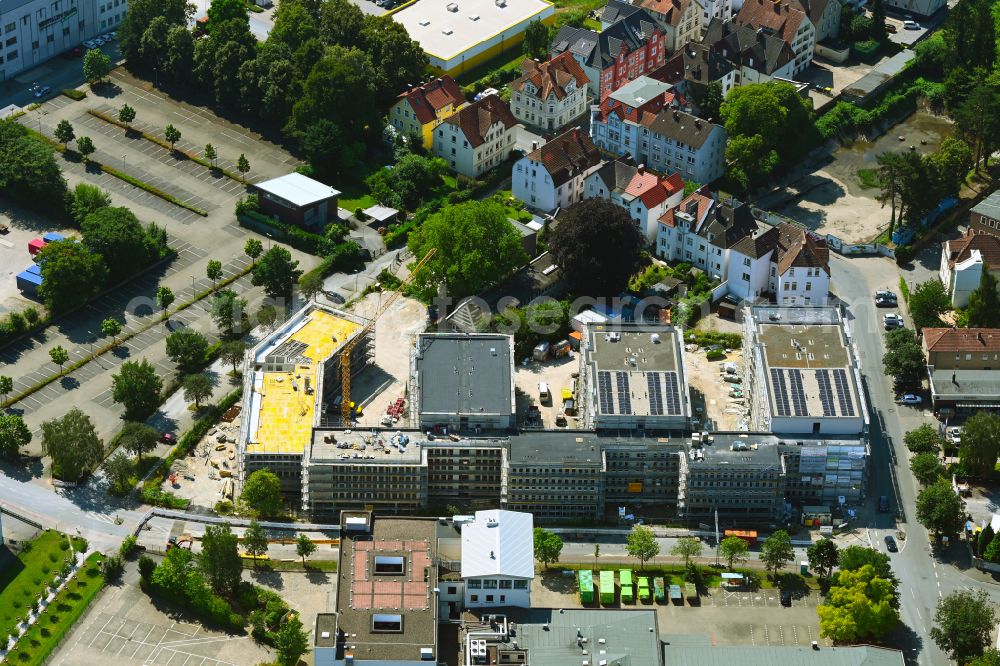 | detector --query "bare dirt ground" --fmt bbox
[161,418,241,509]
[349,294,428,428]
[514,354,580,429]
[687,347,746,432]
